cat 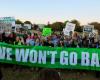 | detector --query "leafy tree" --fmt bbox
[50,22,65,31]
[71,19,80,27]
[64,20,69,26]
[71,19,82,32]
[33,24,39,30]
[15,19,23,25]
[89,22,100,33]
[24,21,32,24]
[44,25,50,28]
